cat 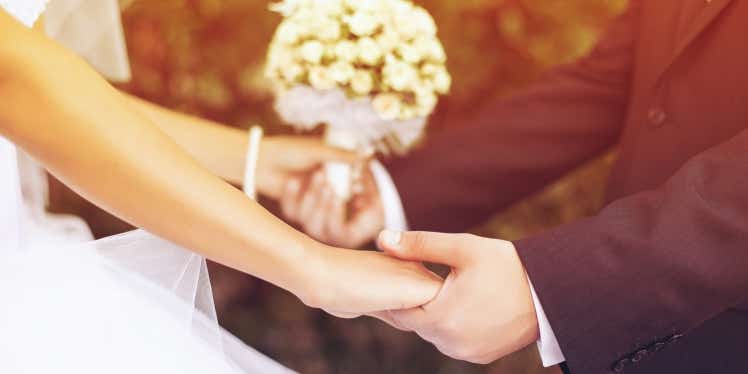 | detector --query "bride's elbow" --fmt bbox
[0,52,36,136]
[0,38,25,99]
[0,11,42,94]
[0,55,19,96]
